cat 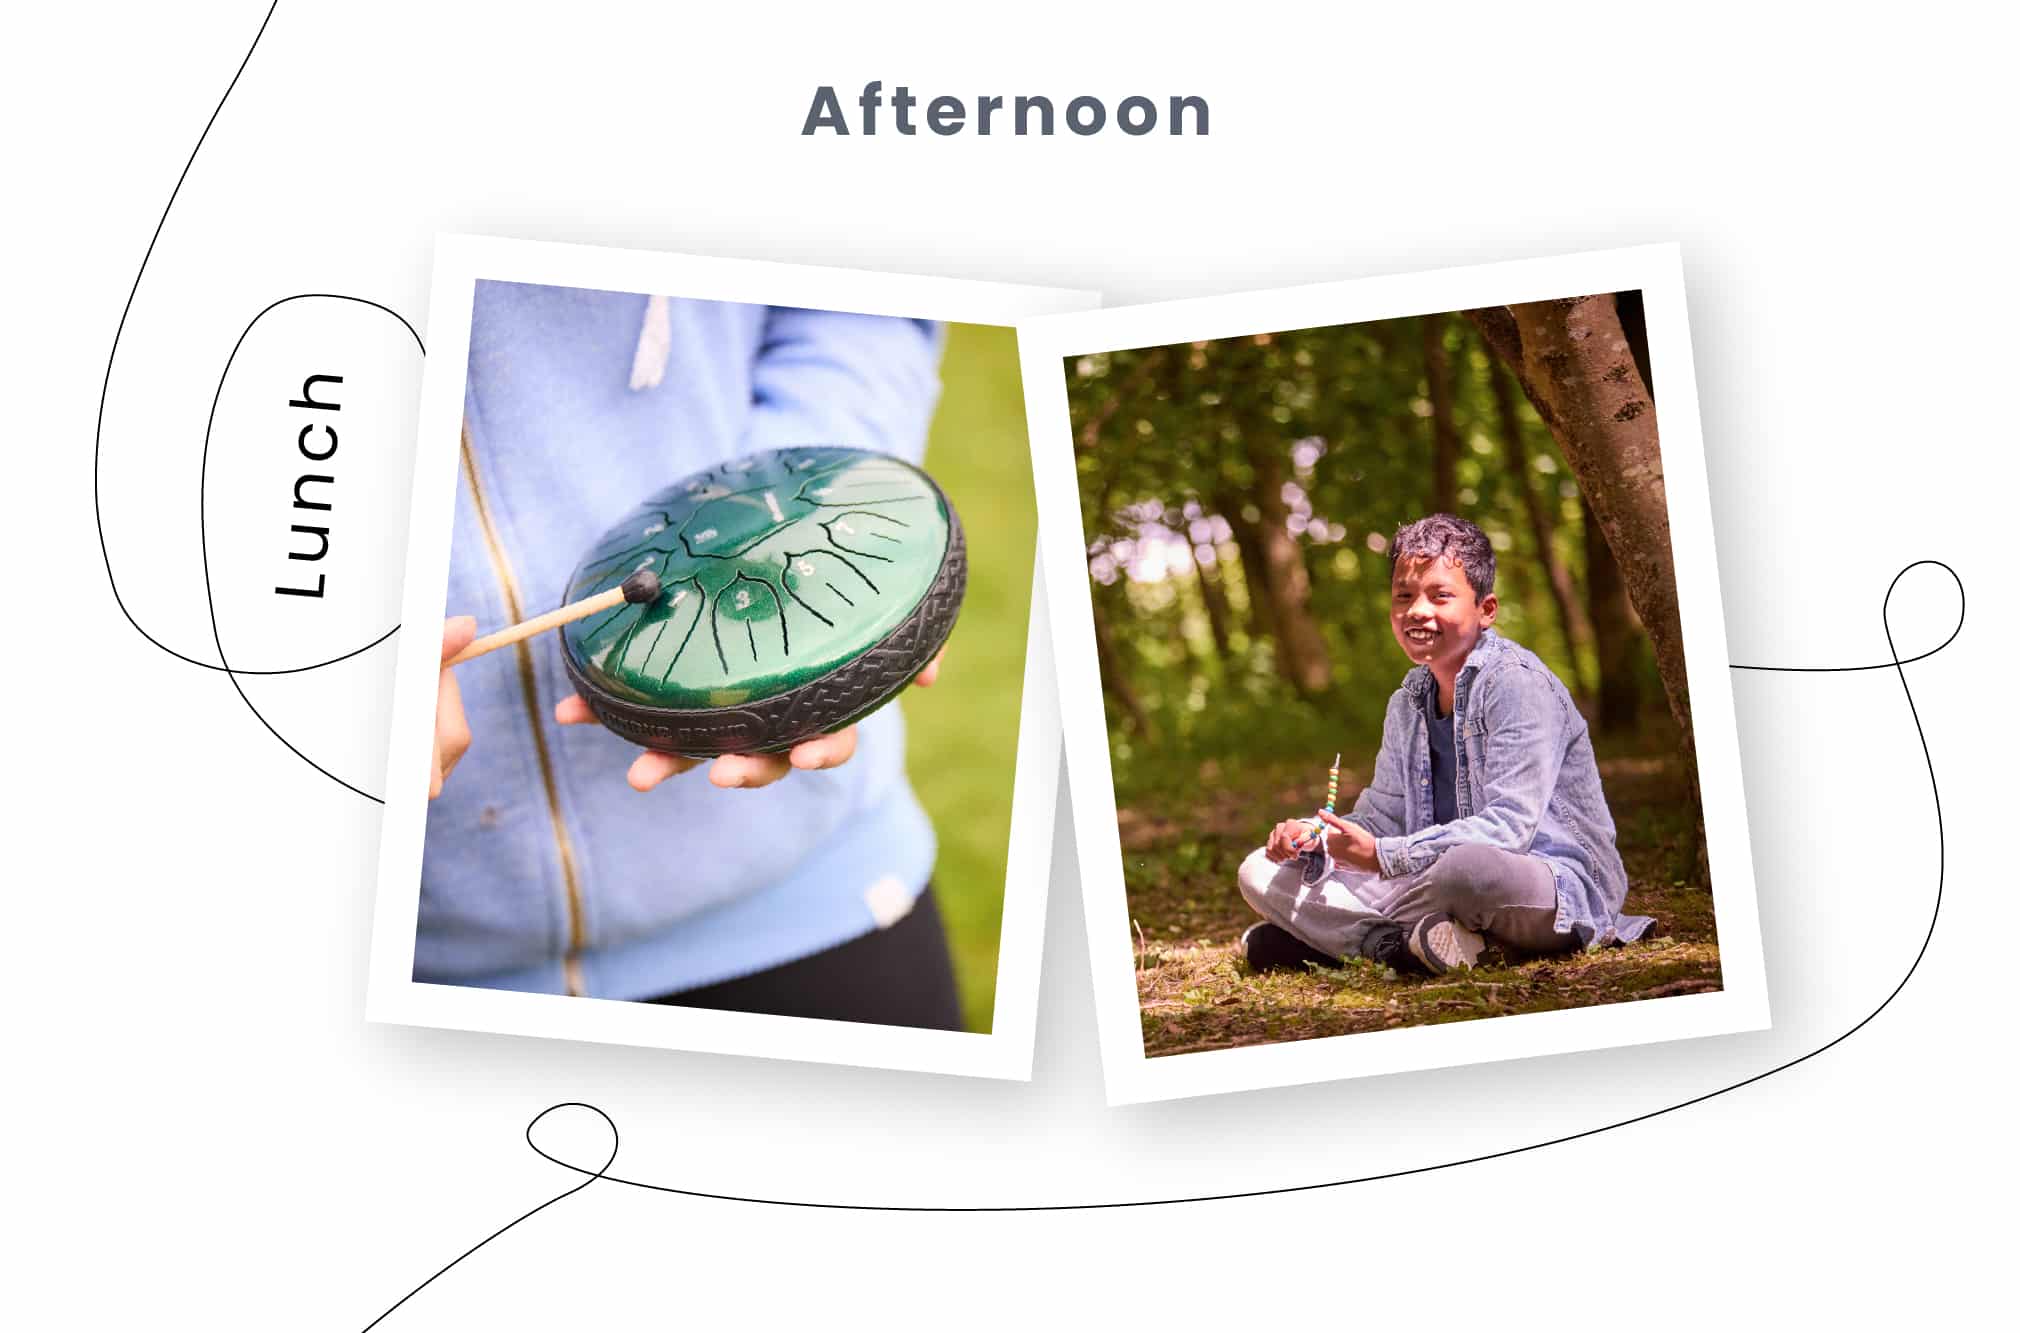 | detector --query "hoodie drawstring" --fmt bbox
[629,293,672,390]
